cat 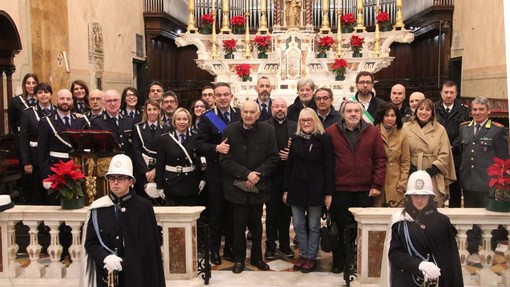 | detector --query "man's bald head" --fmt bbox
[409,92,426,112]
[241,100,260,128]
